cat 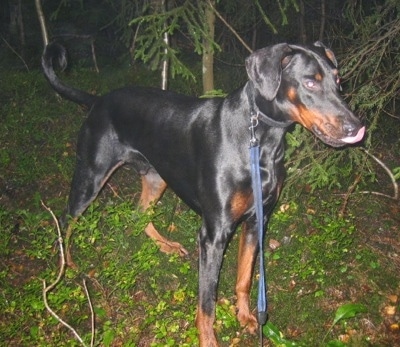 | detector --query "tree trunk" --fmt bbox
[160,0,169,90]
[35,0,49,46]
[17,0,25,51]
[299,0,307,44]
[319,0,326,42]
[9,0,26,53]
[202,0,215,94]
